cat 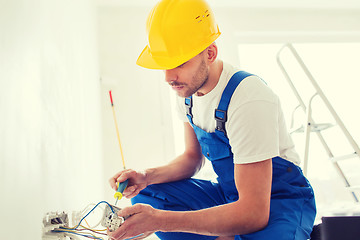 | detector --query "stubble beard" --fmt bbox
[178,59,209,98]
